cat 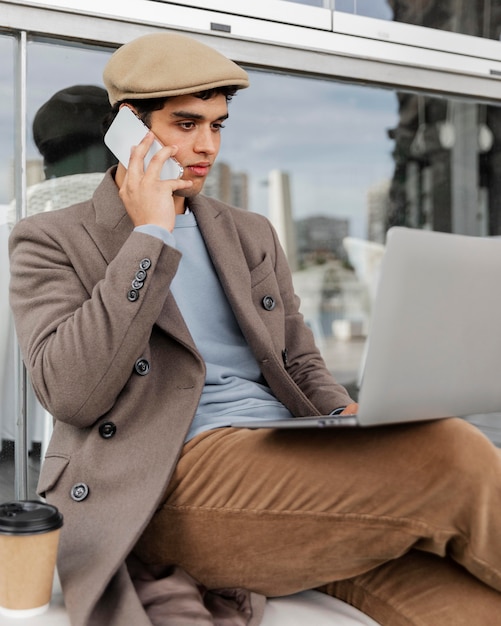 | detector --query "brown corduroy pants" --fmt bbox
[134,417,501,625]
